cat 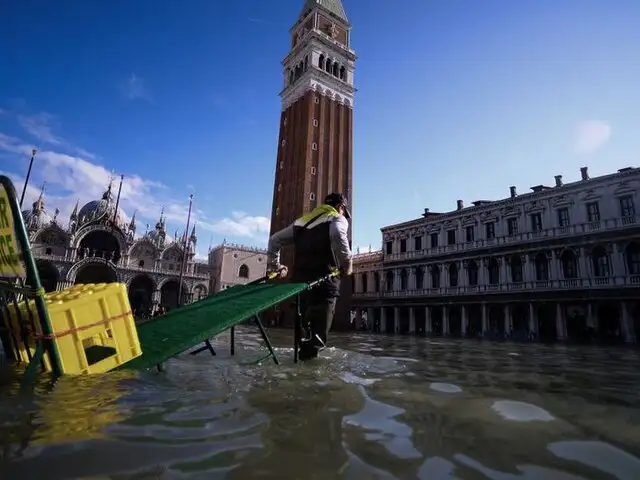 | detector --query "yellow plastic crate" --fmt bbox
[3,283,142,375]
